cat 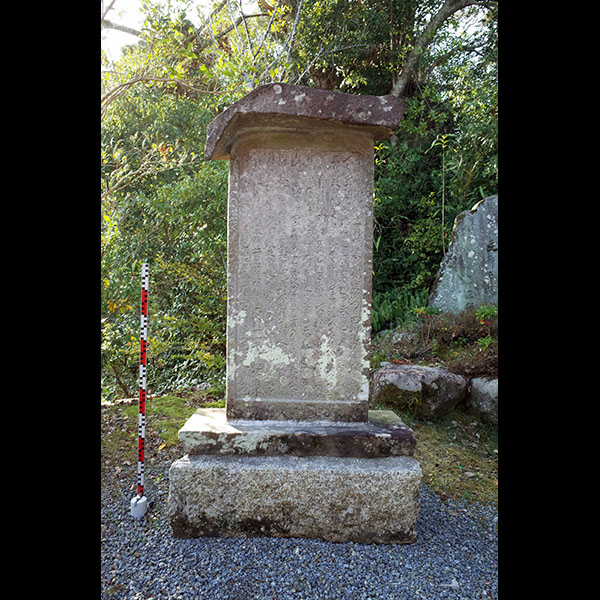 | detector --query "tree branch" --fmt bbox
[258,0,304,81]
[101,75,242,117]
[101,18,141,37]
[294,43,369,85]
[390,0,494,98]
[101,0,117,22]
[193,11,268,53]
[192,0,228,41]
[184,0,266,48]
[285,0,304,62]
[252,0,283,60]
